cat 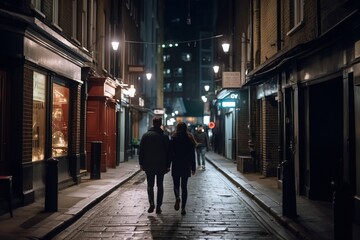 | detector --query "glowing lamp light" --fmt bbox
[213,65,219,74]
[222,43,230,53]
[111,41,119,51]
[146,73,152,80]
